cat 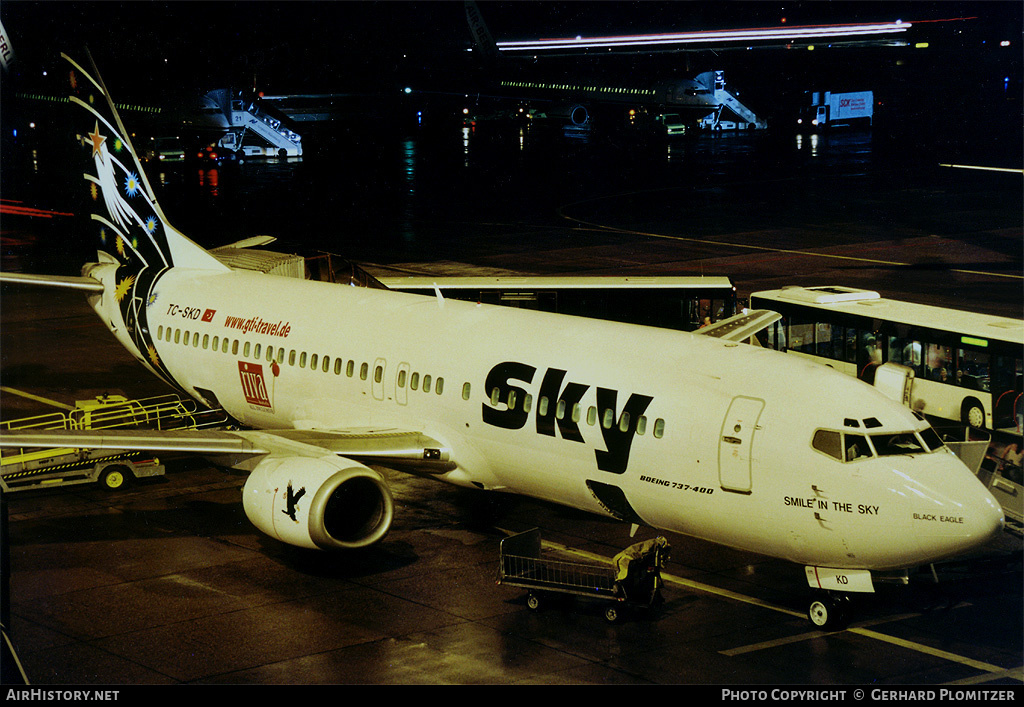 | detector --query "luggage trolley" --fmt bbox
[497,528,666,623]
